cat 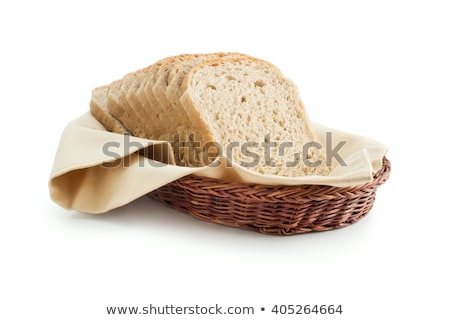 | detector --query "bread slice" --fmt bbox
[105,79,145,137]
[179,57,331,176]
[119,72,148,137]
[164,52,249,165]
[152,54,200,163]
[135,61,167,139]
[90,85,129,134]
[151,54,195,141]
[125,68,160,139]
